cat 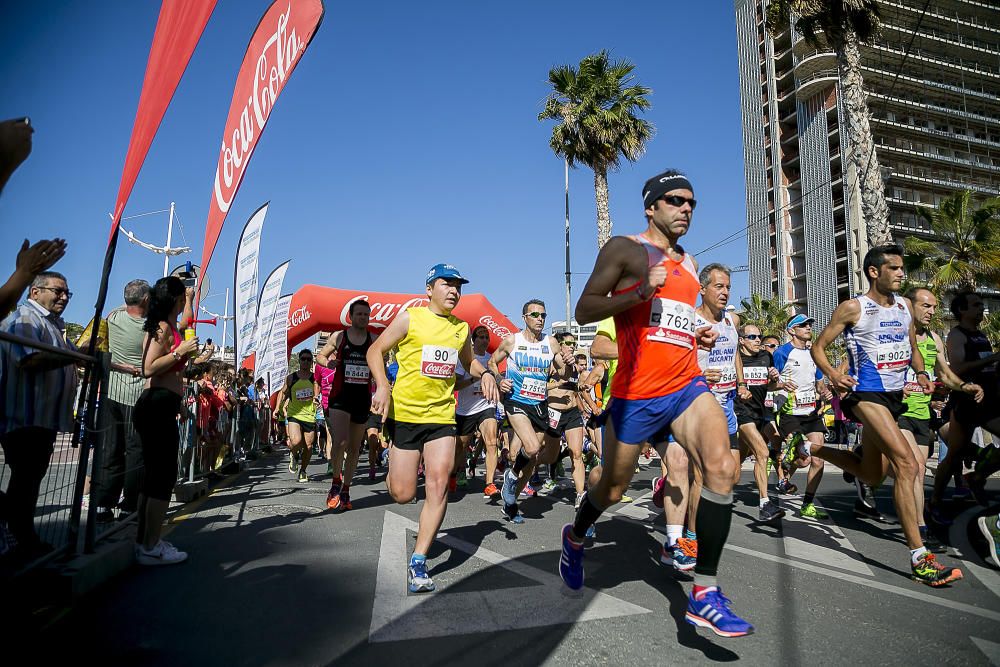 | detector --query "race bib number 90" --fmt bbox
[548,407,561,430]
[647,298,696,349]
[421,345,458,379]
[344,363,370,384]
[876,340,910,370]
